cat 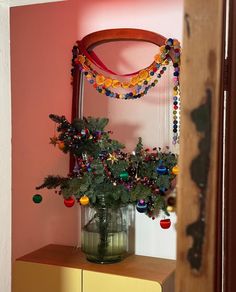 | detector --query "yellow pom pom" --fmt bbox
[77,55,85,64]
[104,78,113,88]
[80,195,89,206]
[173,90,179,96]
[172,165,179,175]
[154,54,162,63]
[138,70,149,80]
[130,76,139,86]
[112,79,121,88]
[85,74,92,79]
[173,39,180,47]
[121,81,130,89]
[95,75,105,85]
[160,46,166,53]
